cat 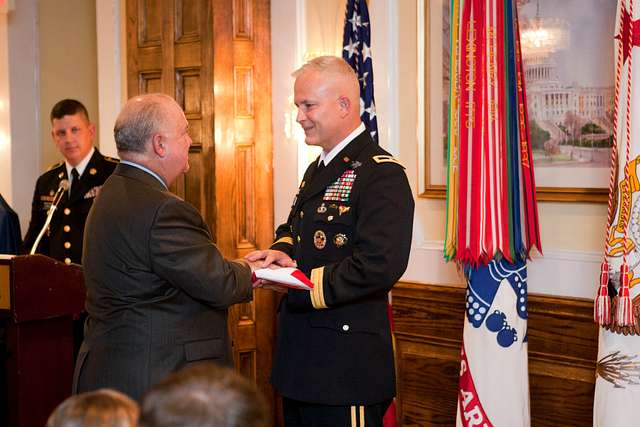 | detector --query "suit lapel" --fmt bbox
[298,131,372,205]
